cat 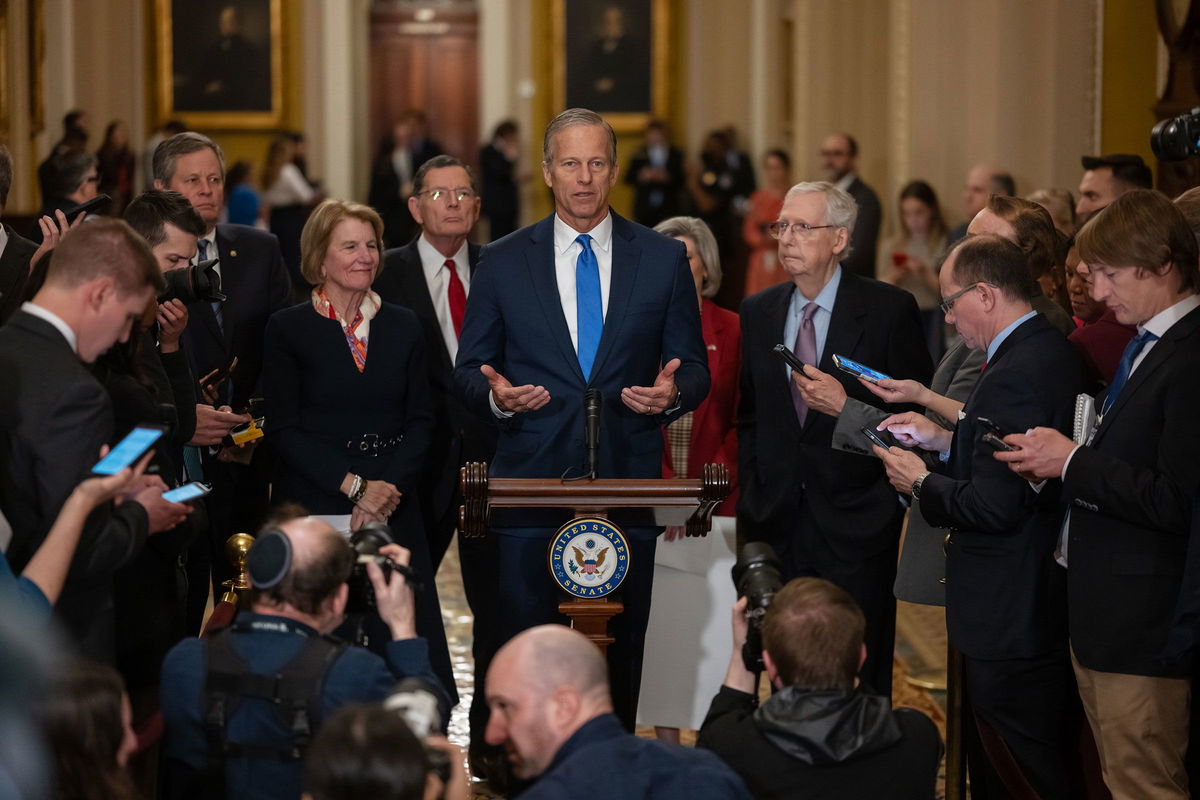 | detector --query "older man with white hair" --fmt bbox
[737,181,932,698]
